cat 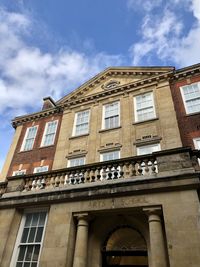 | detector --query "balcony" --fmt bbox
[1,147,199,200]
